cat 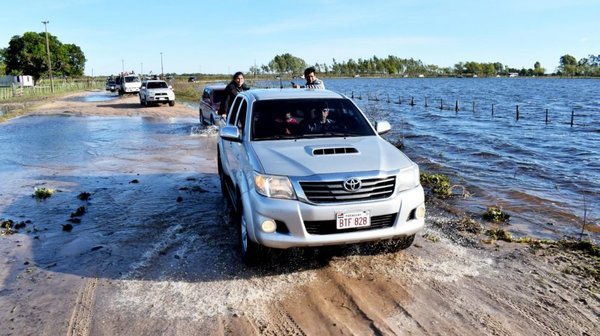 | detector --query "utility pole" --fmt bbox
[41,20,54,92]
[160,52,164,79]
